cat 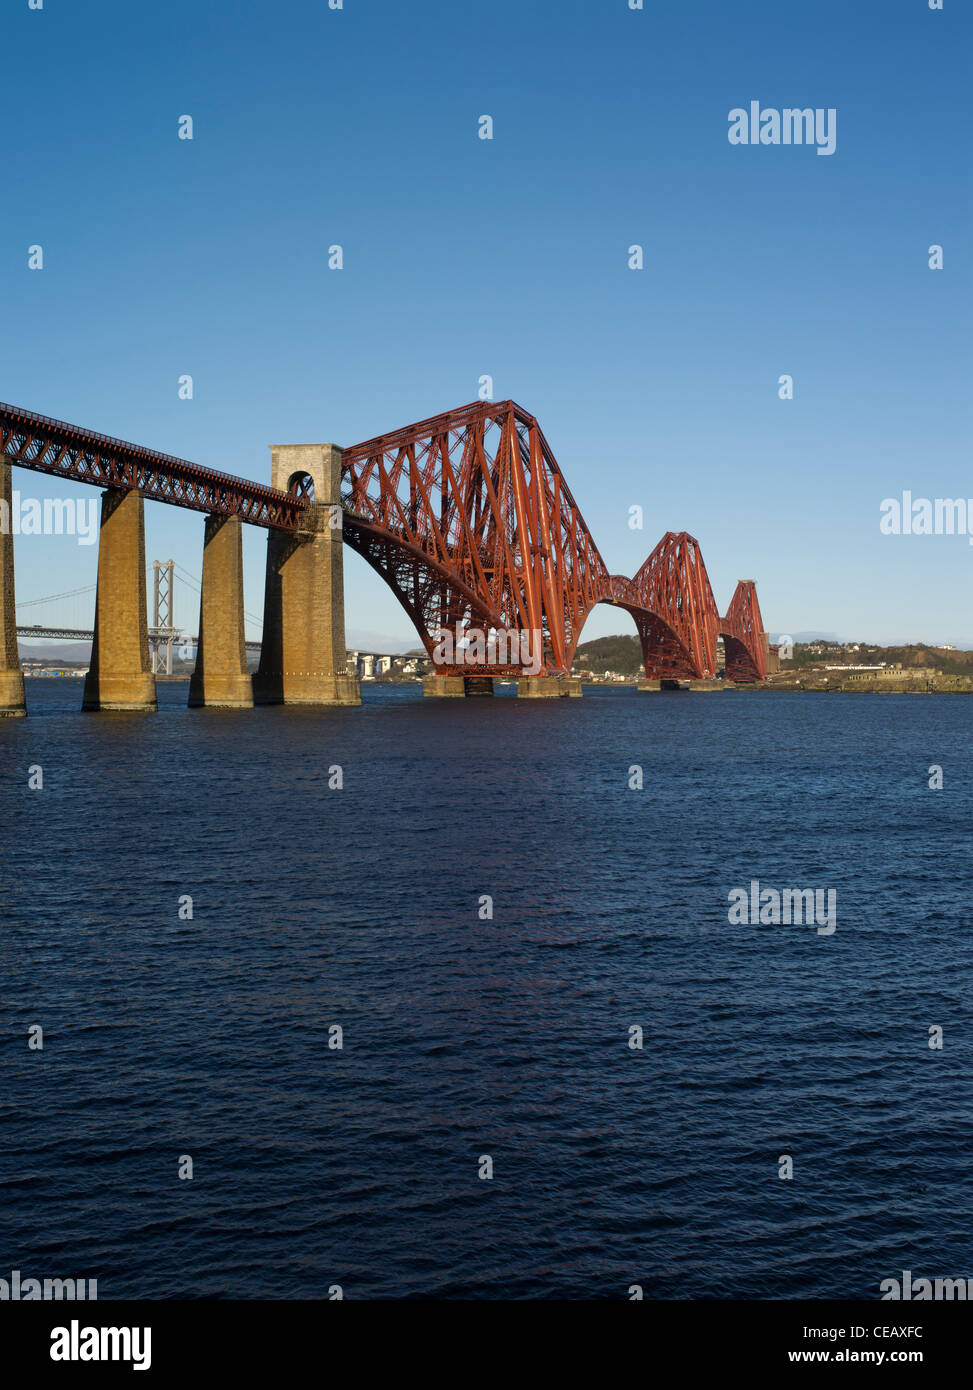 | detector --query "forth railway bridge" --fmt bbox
[0,397,767,715]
